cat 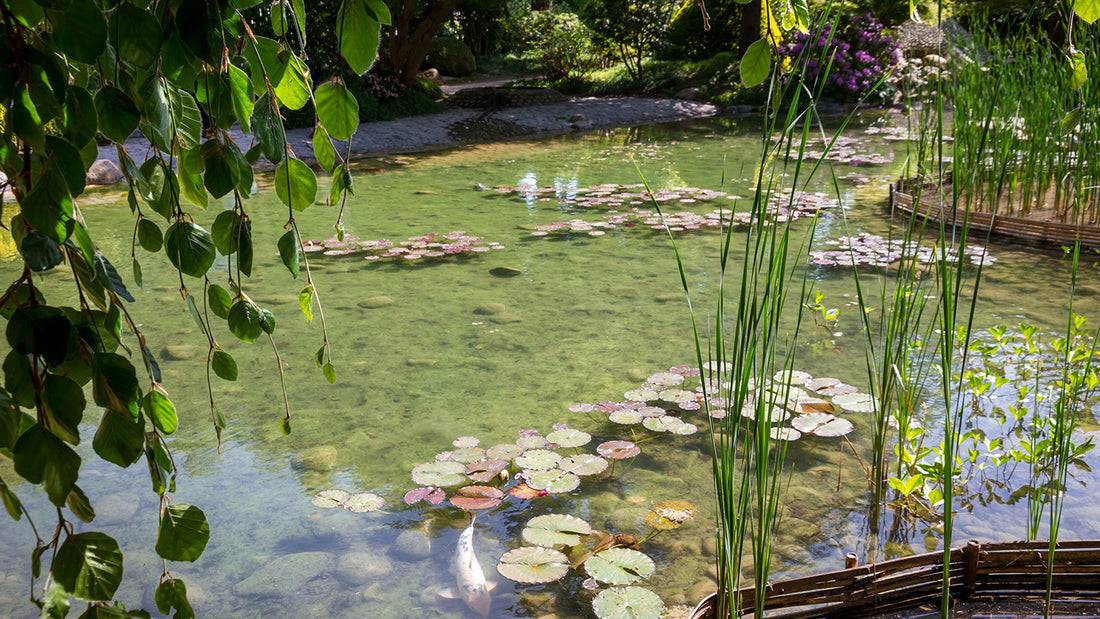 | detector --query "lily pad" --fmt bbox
[584,547,656,585]
[465,458,509,483]
[608,409,643,425]
[659,389,696,404]
[637,406,667,418]
[404,486,446,505]
[486,443,525,460]
[546,428,592,448]
[790,397,835,415]
[646,372,684,387]
[624,388,658,402]
[805,377,842,392]
[453,436,480,448]
[522,514,592,547]
[450,485,505,511]
[526,469,580,493]
[515,449,561,470]
[509,483,545,500]
[642,416,678,433]
[740,404,789,423]
[411,461,467,487]
[344,492,385,513]
[312,489,350,508]
[516,434,549,449]
[592,586,664,619]
[597,440,640,460]
[451,447,487,463]
[817,382,858,397]
[497,547,570,584]
[791,413,854,437]
[770,427,802,441]
[774,369,812,385]
[832,392,876,413]
[702,360,732,373]
[646,499,698,530]
[558,454,608,476]
[668,421,698,435]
